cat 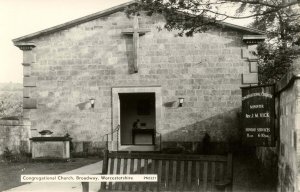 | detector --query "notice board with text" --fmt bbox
[241,85,275,146]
